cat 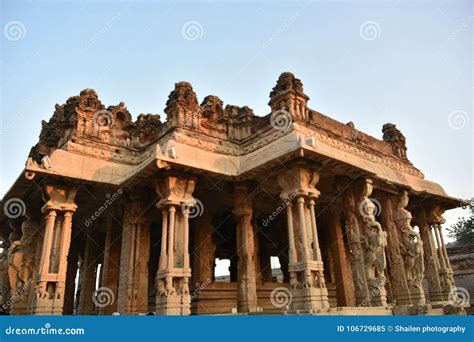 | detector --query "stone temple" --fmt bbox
[0,73,467,315]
